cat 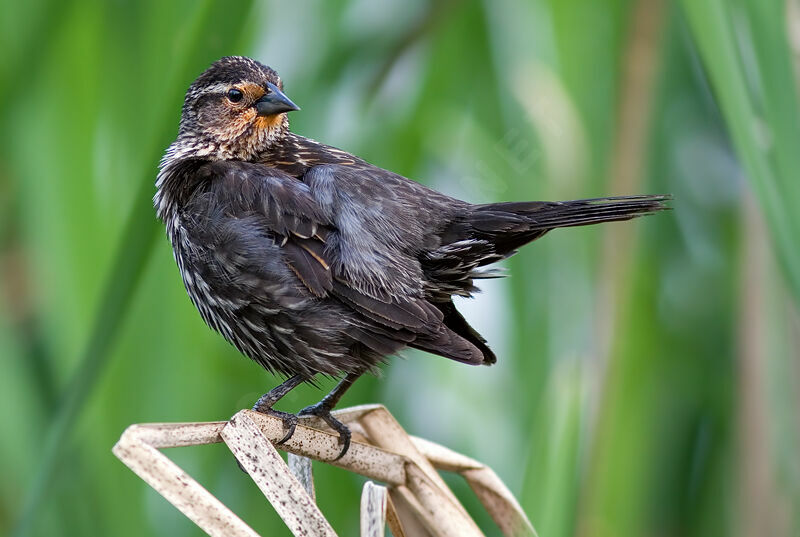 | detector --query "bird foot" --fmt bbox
[252,405,299,445]
[298,402,351,461]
